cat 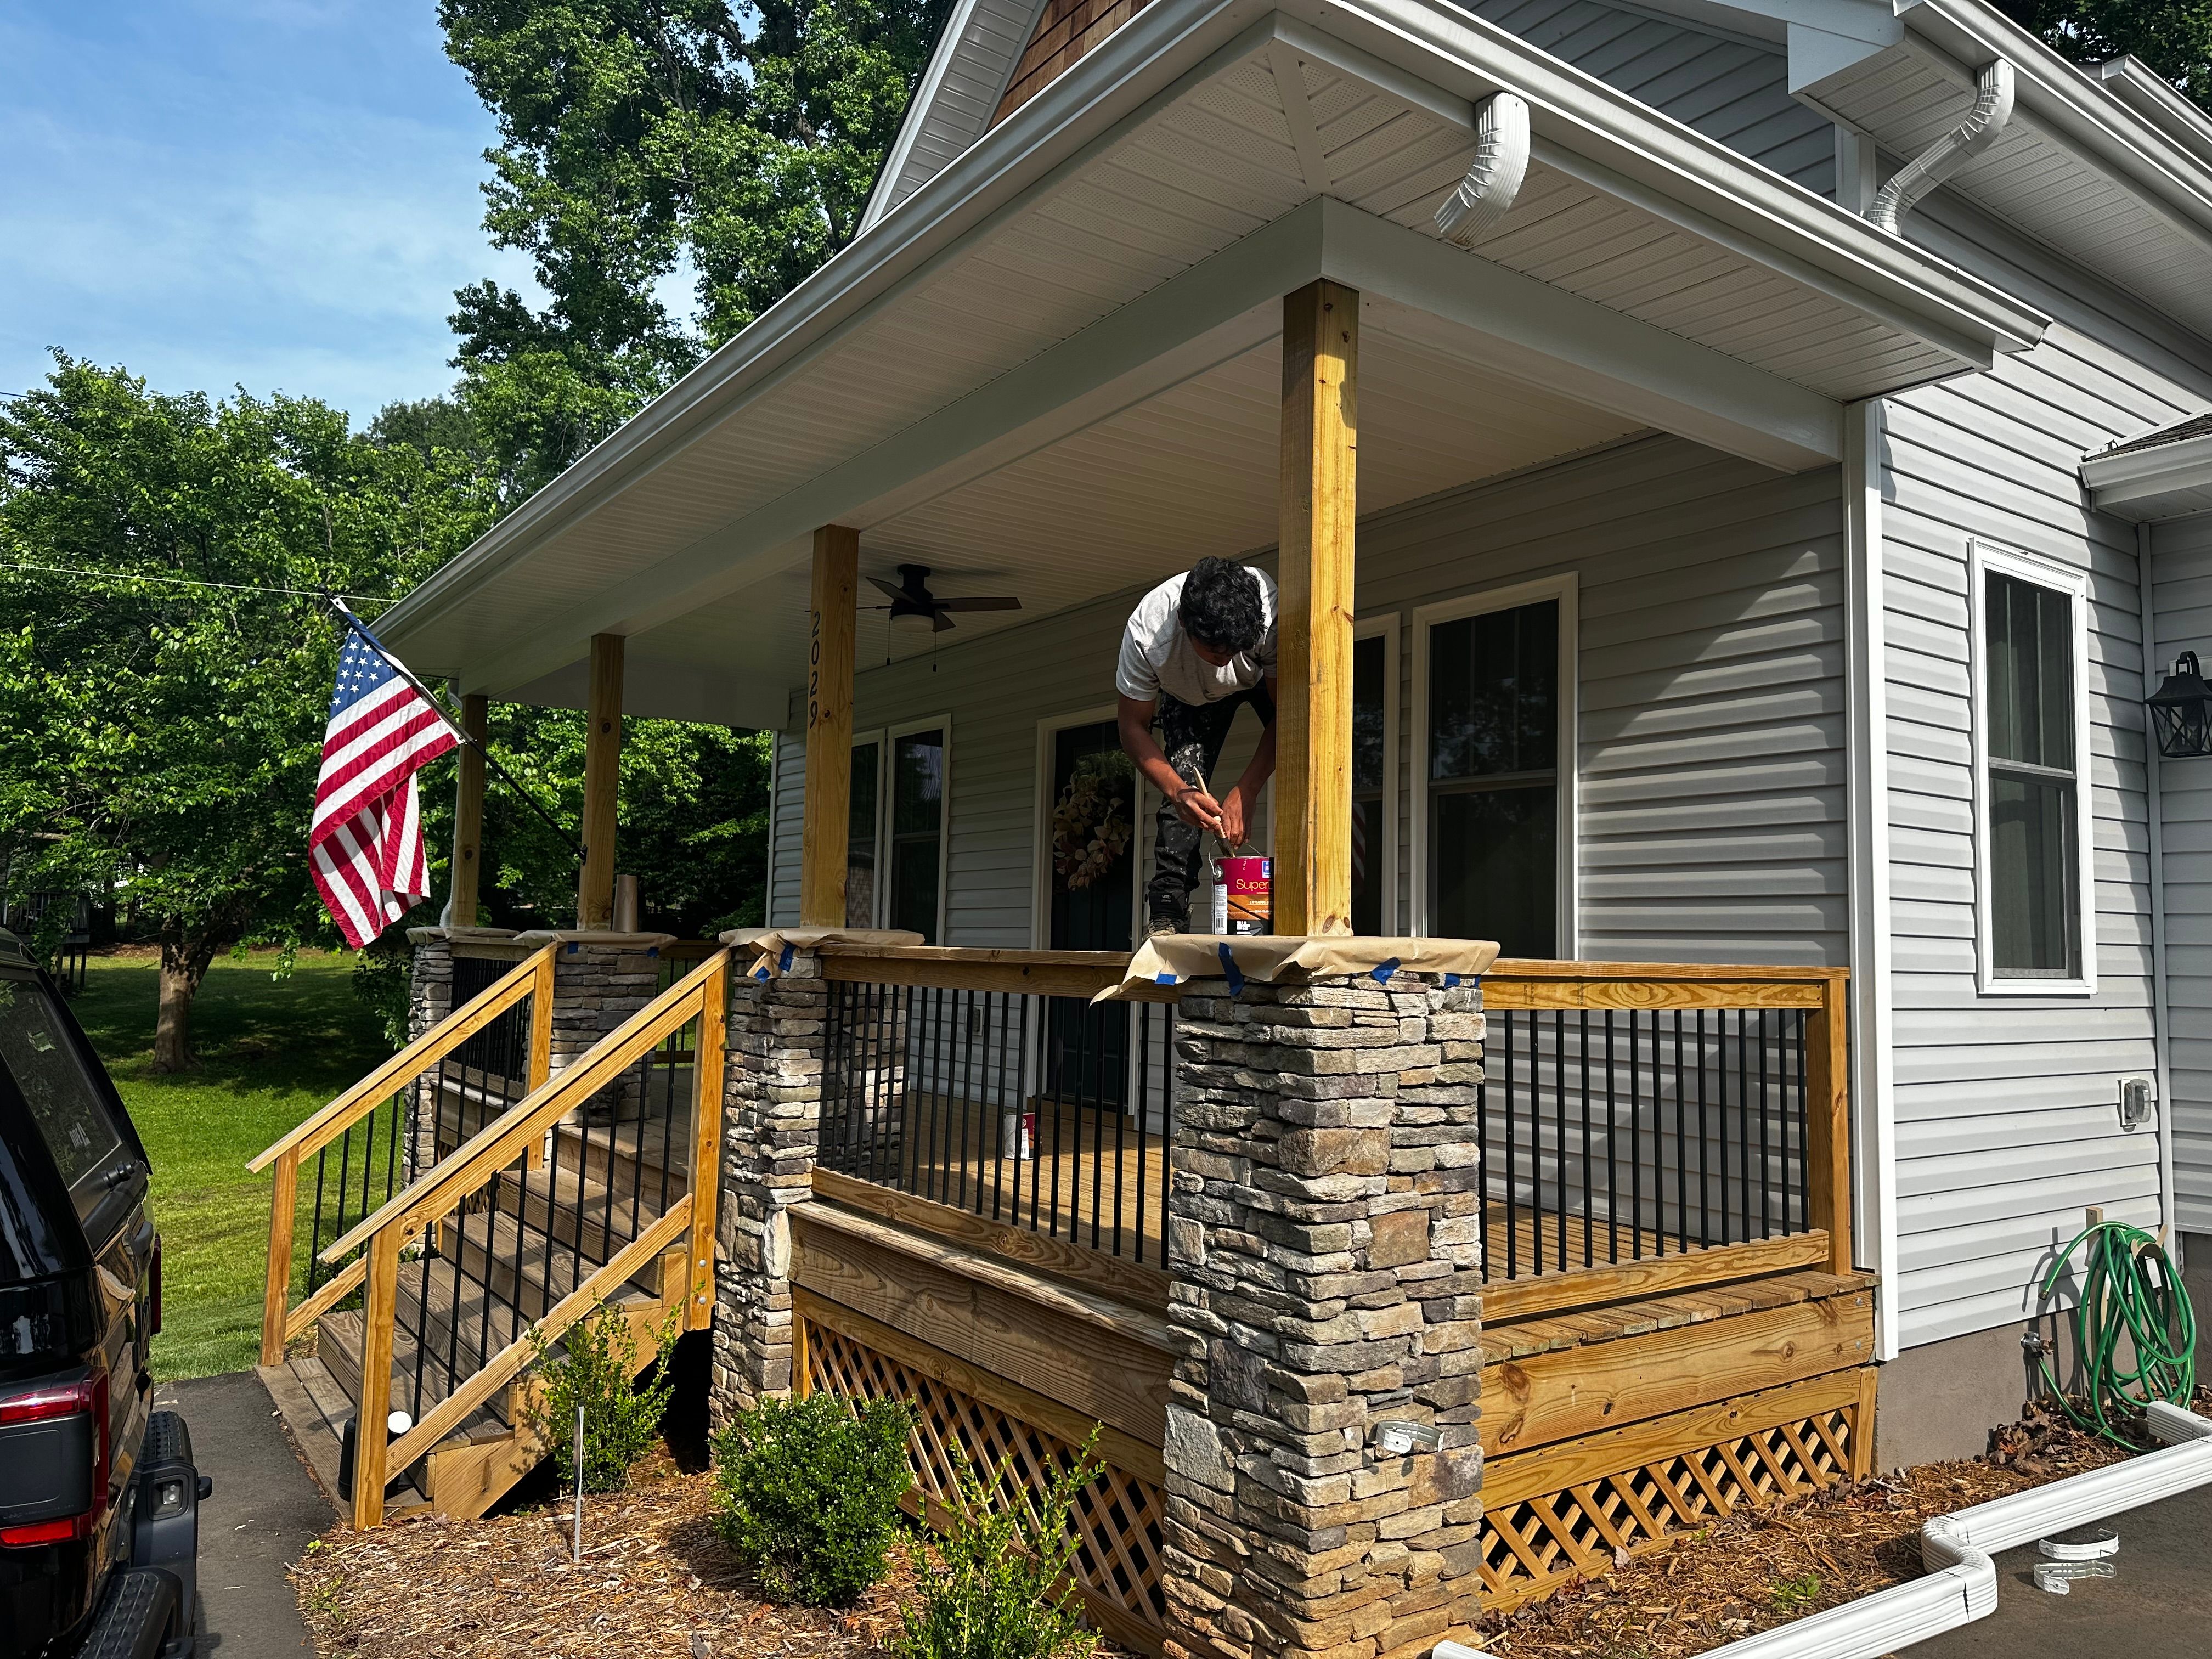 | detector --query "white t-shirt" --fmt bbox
[1115,568,1278,706]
